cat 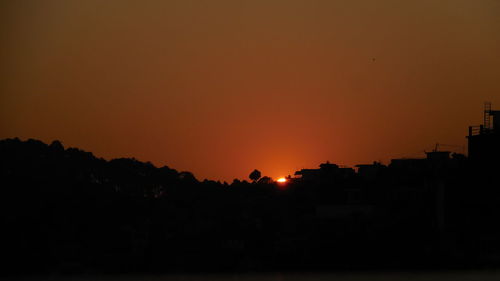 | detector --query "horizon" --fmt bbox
[0,136,469,182]
[1,0,500,181]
